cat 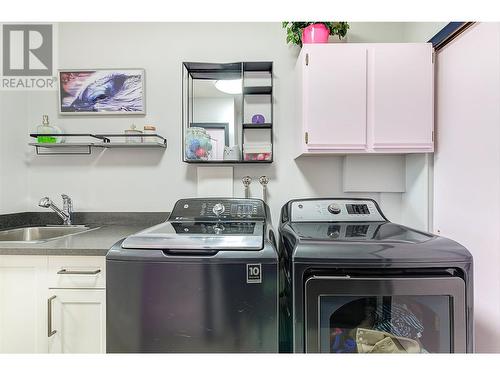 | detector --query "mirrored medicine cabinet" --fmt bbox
[182,61,273,164]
